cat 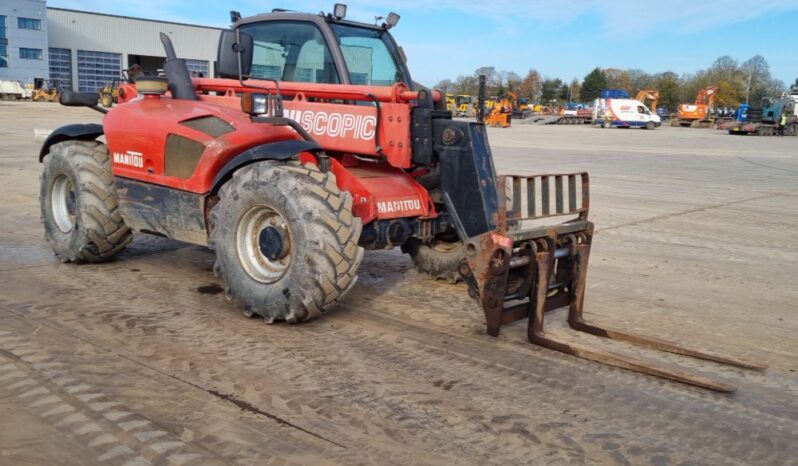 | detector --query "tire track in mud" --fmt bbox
[2,256,797,465]
[0,328,212,466]
[0,316,361,466]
